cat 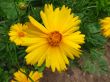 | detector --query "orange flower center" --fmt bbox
[18,32,25,37]
[47,31,62,46]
